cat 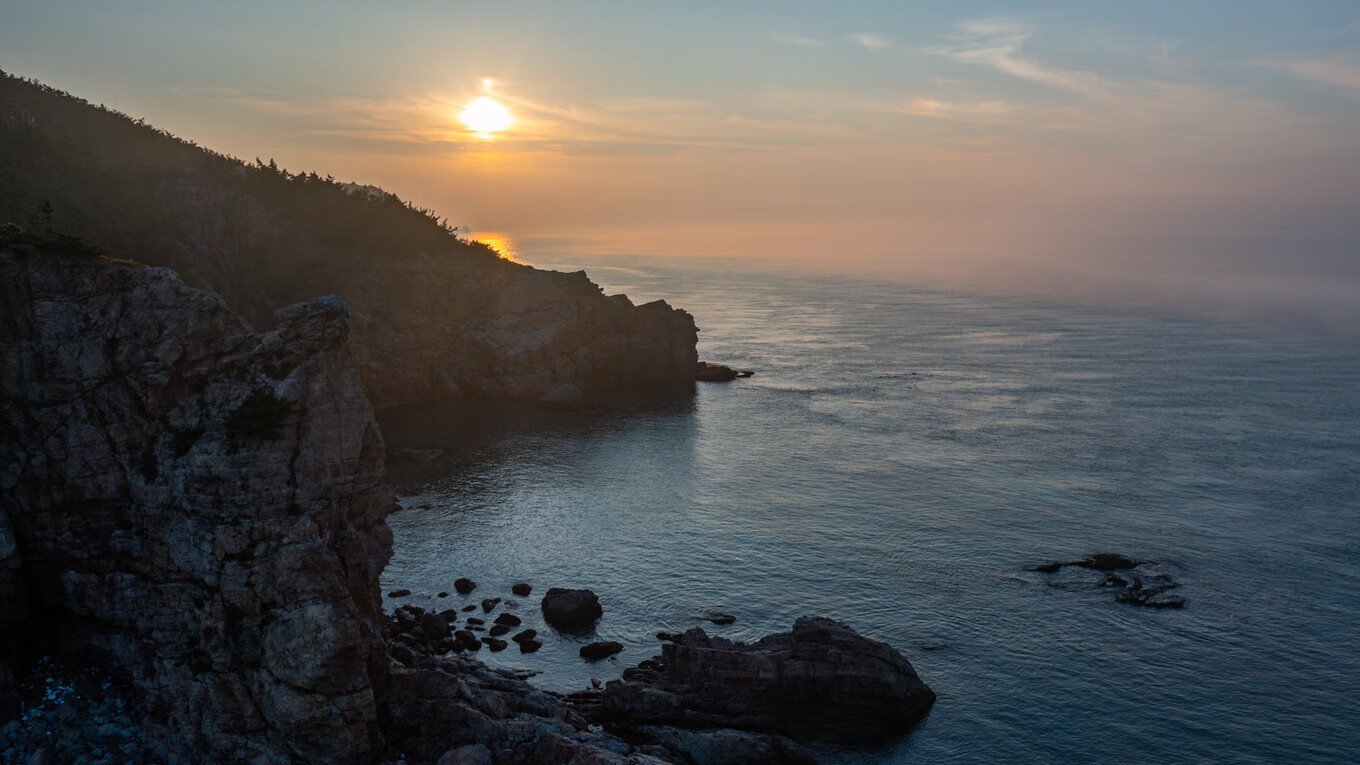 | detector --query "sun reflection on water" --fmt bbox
[470,231,522,263]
